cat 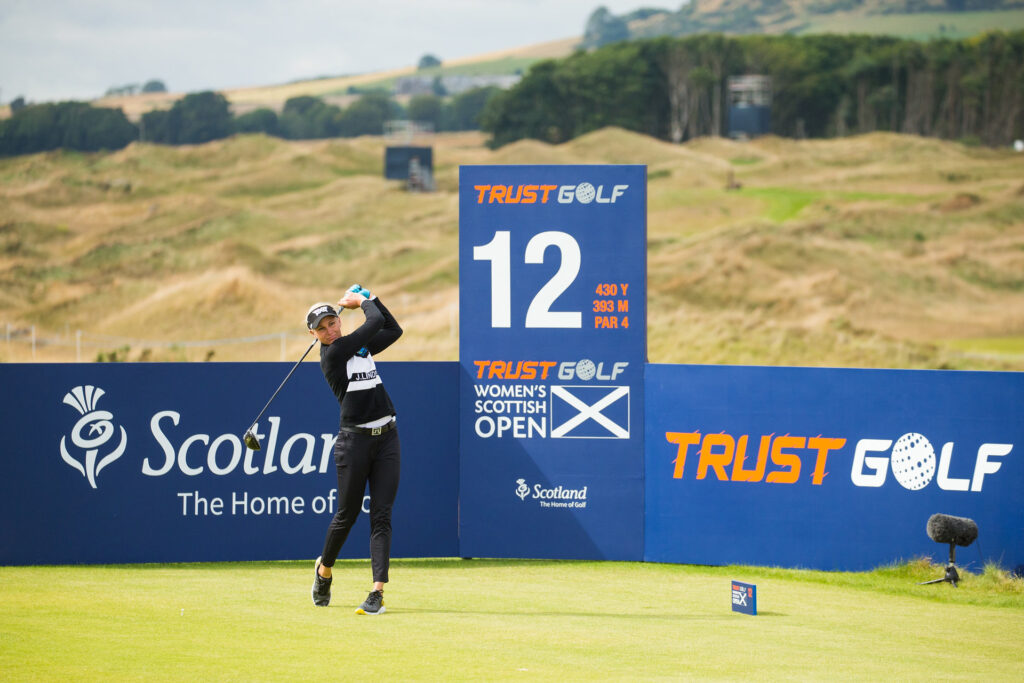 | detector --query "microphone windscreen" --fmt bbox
[926,513,978,547]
